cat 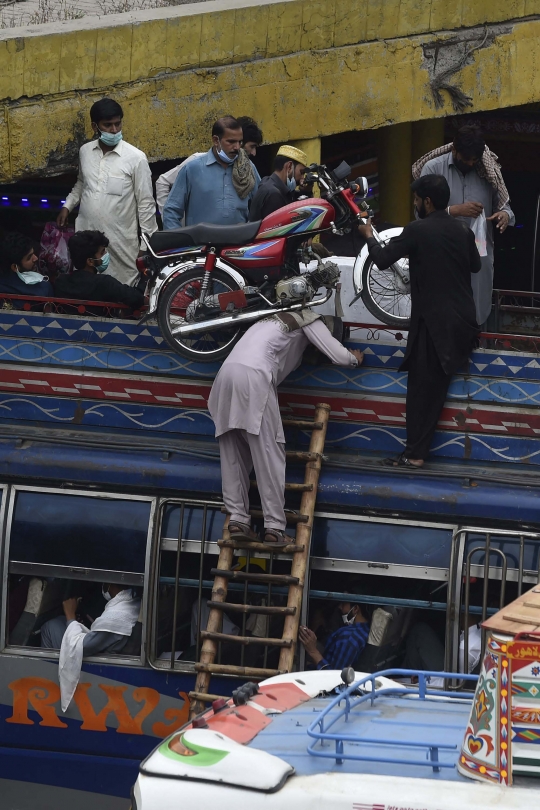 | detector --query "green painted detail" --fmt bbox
[158,733,230,768]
